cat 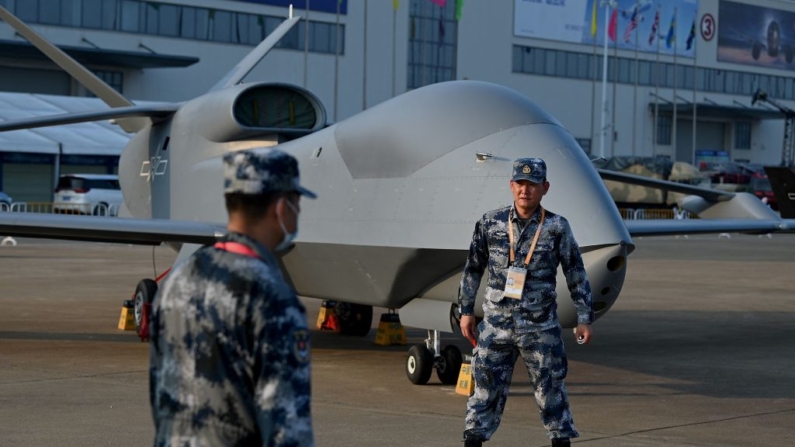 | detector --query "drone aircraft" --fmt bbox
[1,6,793,385]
